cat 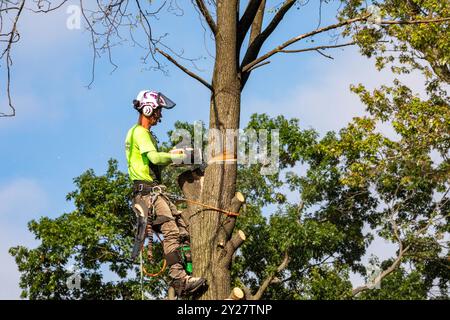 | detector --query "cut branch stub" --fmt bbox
[231,192,245,209]
[226,287,245,300]
[223,192,245,240]
[223,229,246,267]
[178,168,205,201]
